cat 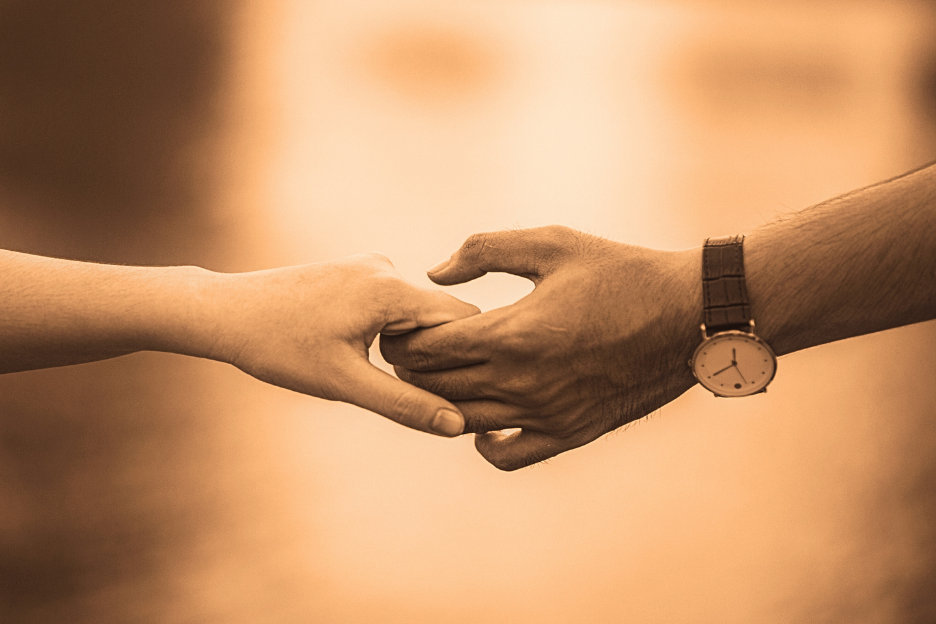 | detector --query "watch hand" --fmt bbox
[731,348,737,364]
[733,364,747,384]
[713,363,734,376]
